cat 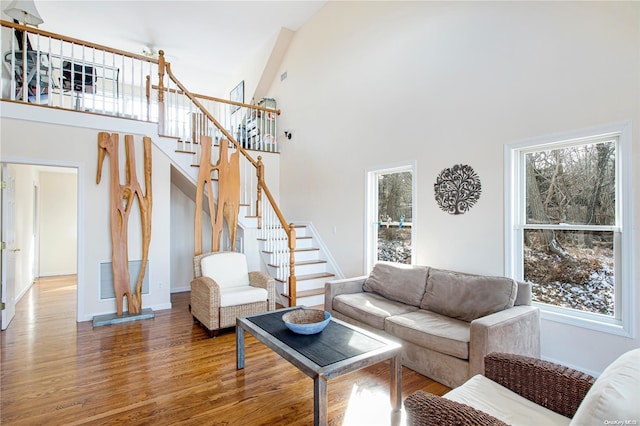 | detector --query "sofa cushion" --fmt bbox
[514,281,532,306]
[420,268,517,322]
[220,286,268,307]
[332,292,418,330]
[445,374,571,426]
[385,310,470,359]
[570,348,640,426]
[363,263,429,307]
